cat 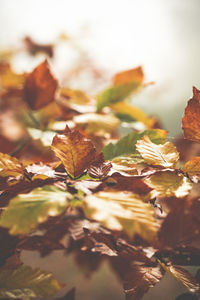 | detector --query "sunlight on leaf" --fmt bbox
[182,156,200,181]
[145,170,192,198]
[136,136,179,168]
[0,153,24,178]
[103,129,167,160]
[83,190,158,242]
[0,264,62,299]
[0,185,70,235]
